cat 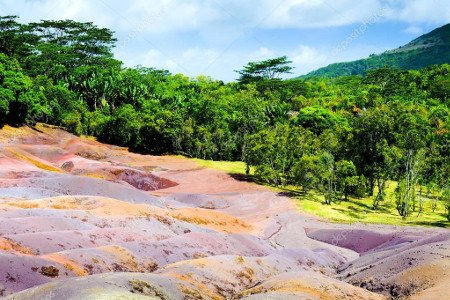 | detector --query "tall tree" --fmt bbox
[25,19,119,81]
[394,108,430,218]
[0,16,38,58]
[236,56,293,84]
[349,107,394,196]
